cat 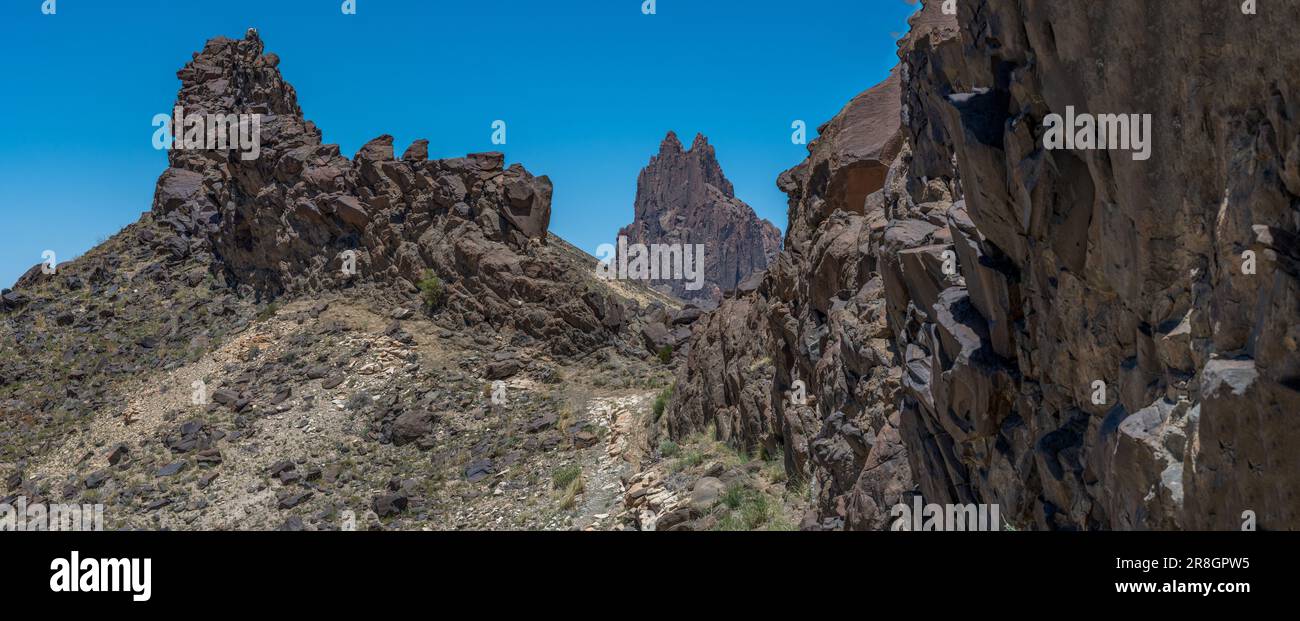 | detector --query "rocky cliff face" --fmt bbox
[617,132,782,305]
[666,0,1300,530]
[666,26,926,529]
[899,0,1300,531]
